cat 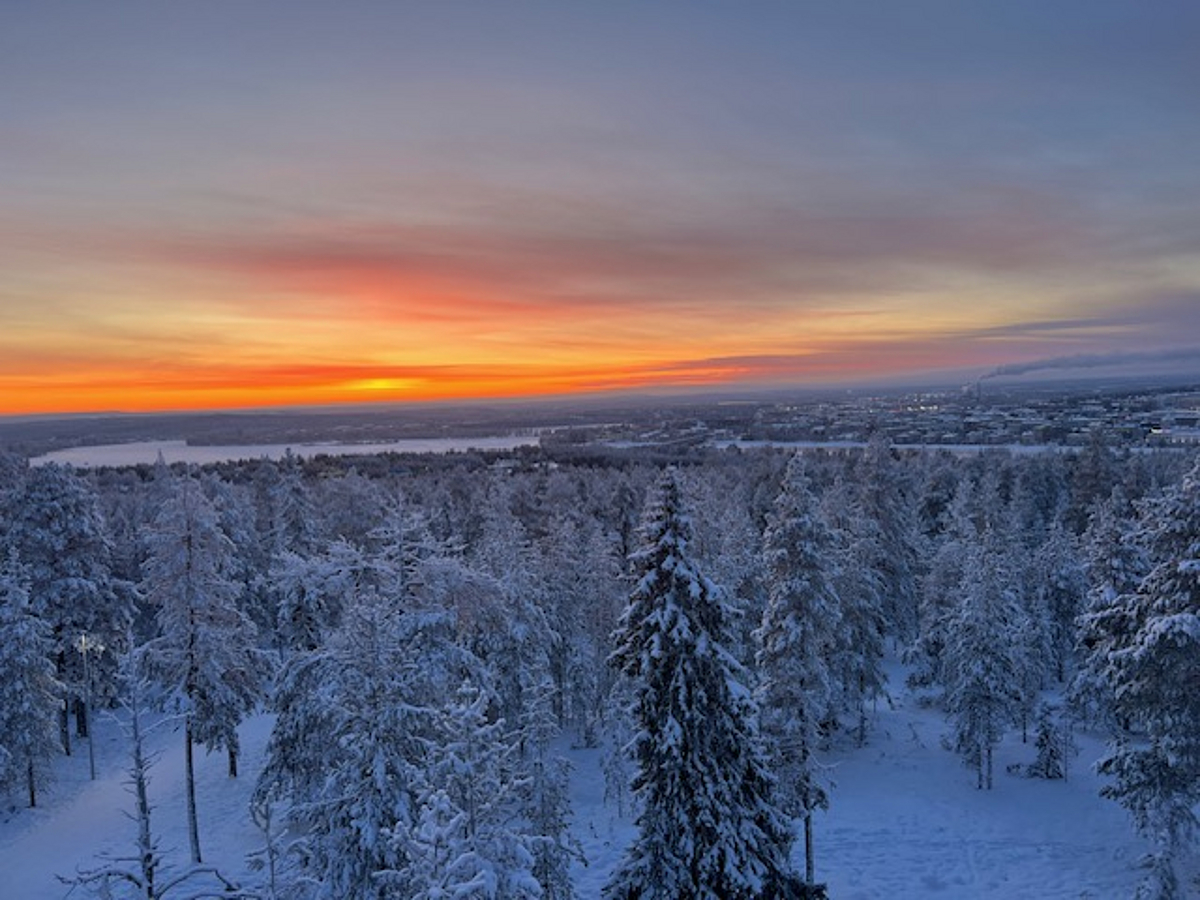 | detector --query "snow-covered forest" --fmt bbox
[1,438,1198,899]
